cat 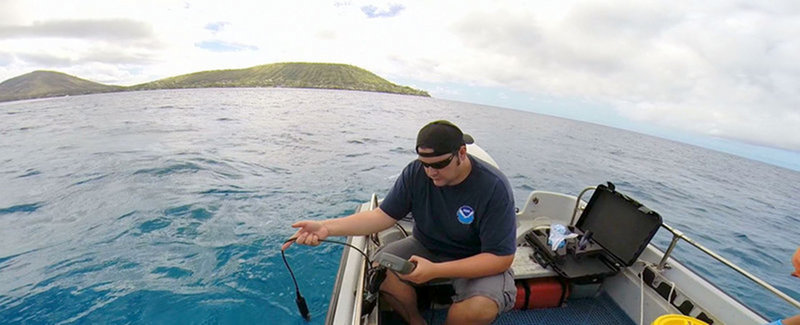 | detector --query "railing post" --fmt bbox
[658,232,681,270]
